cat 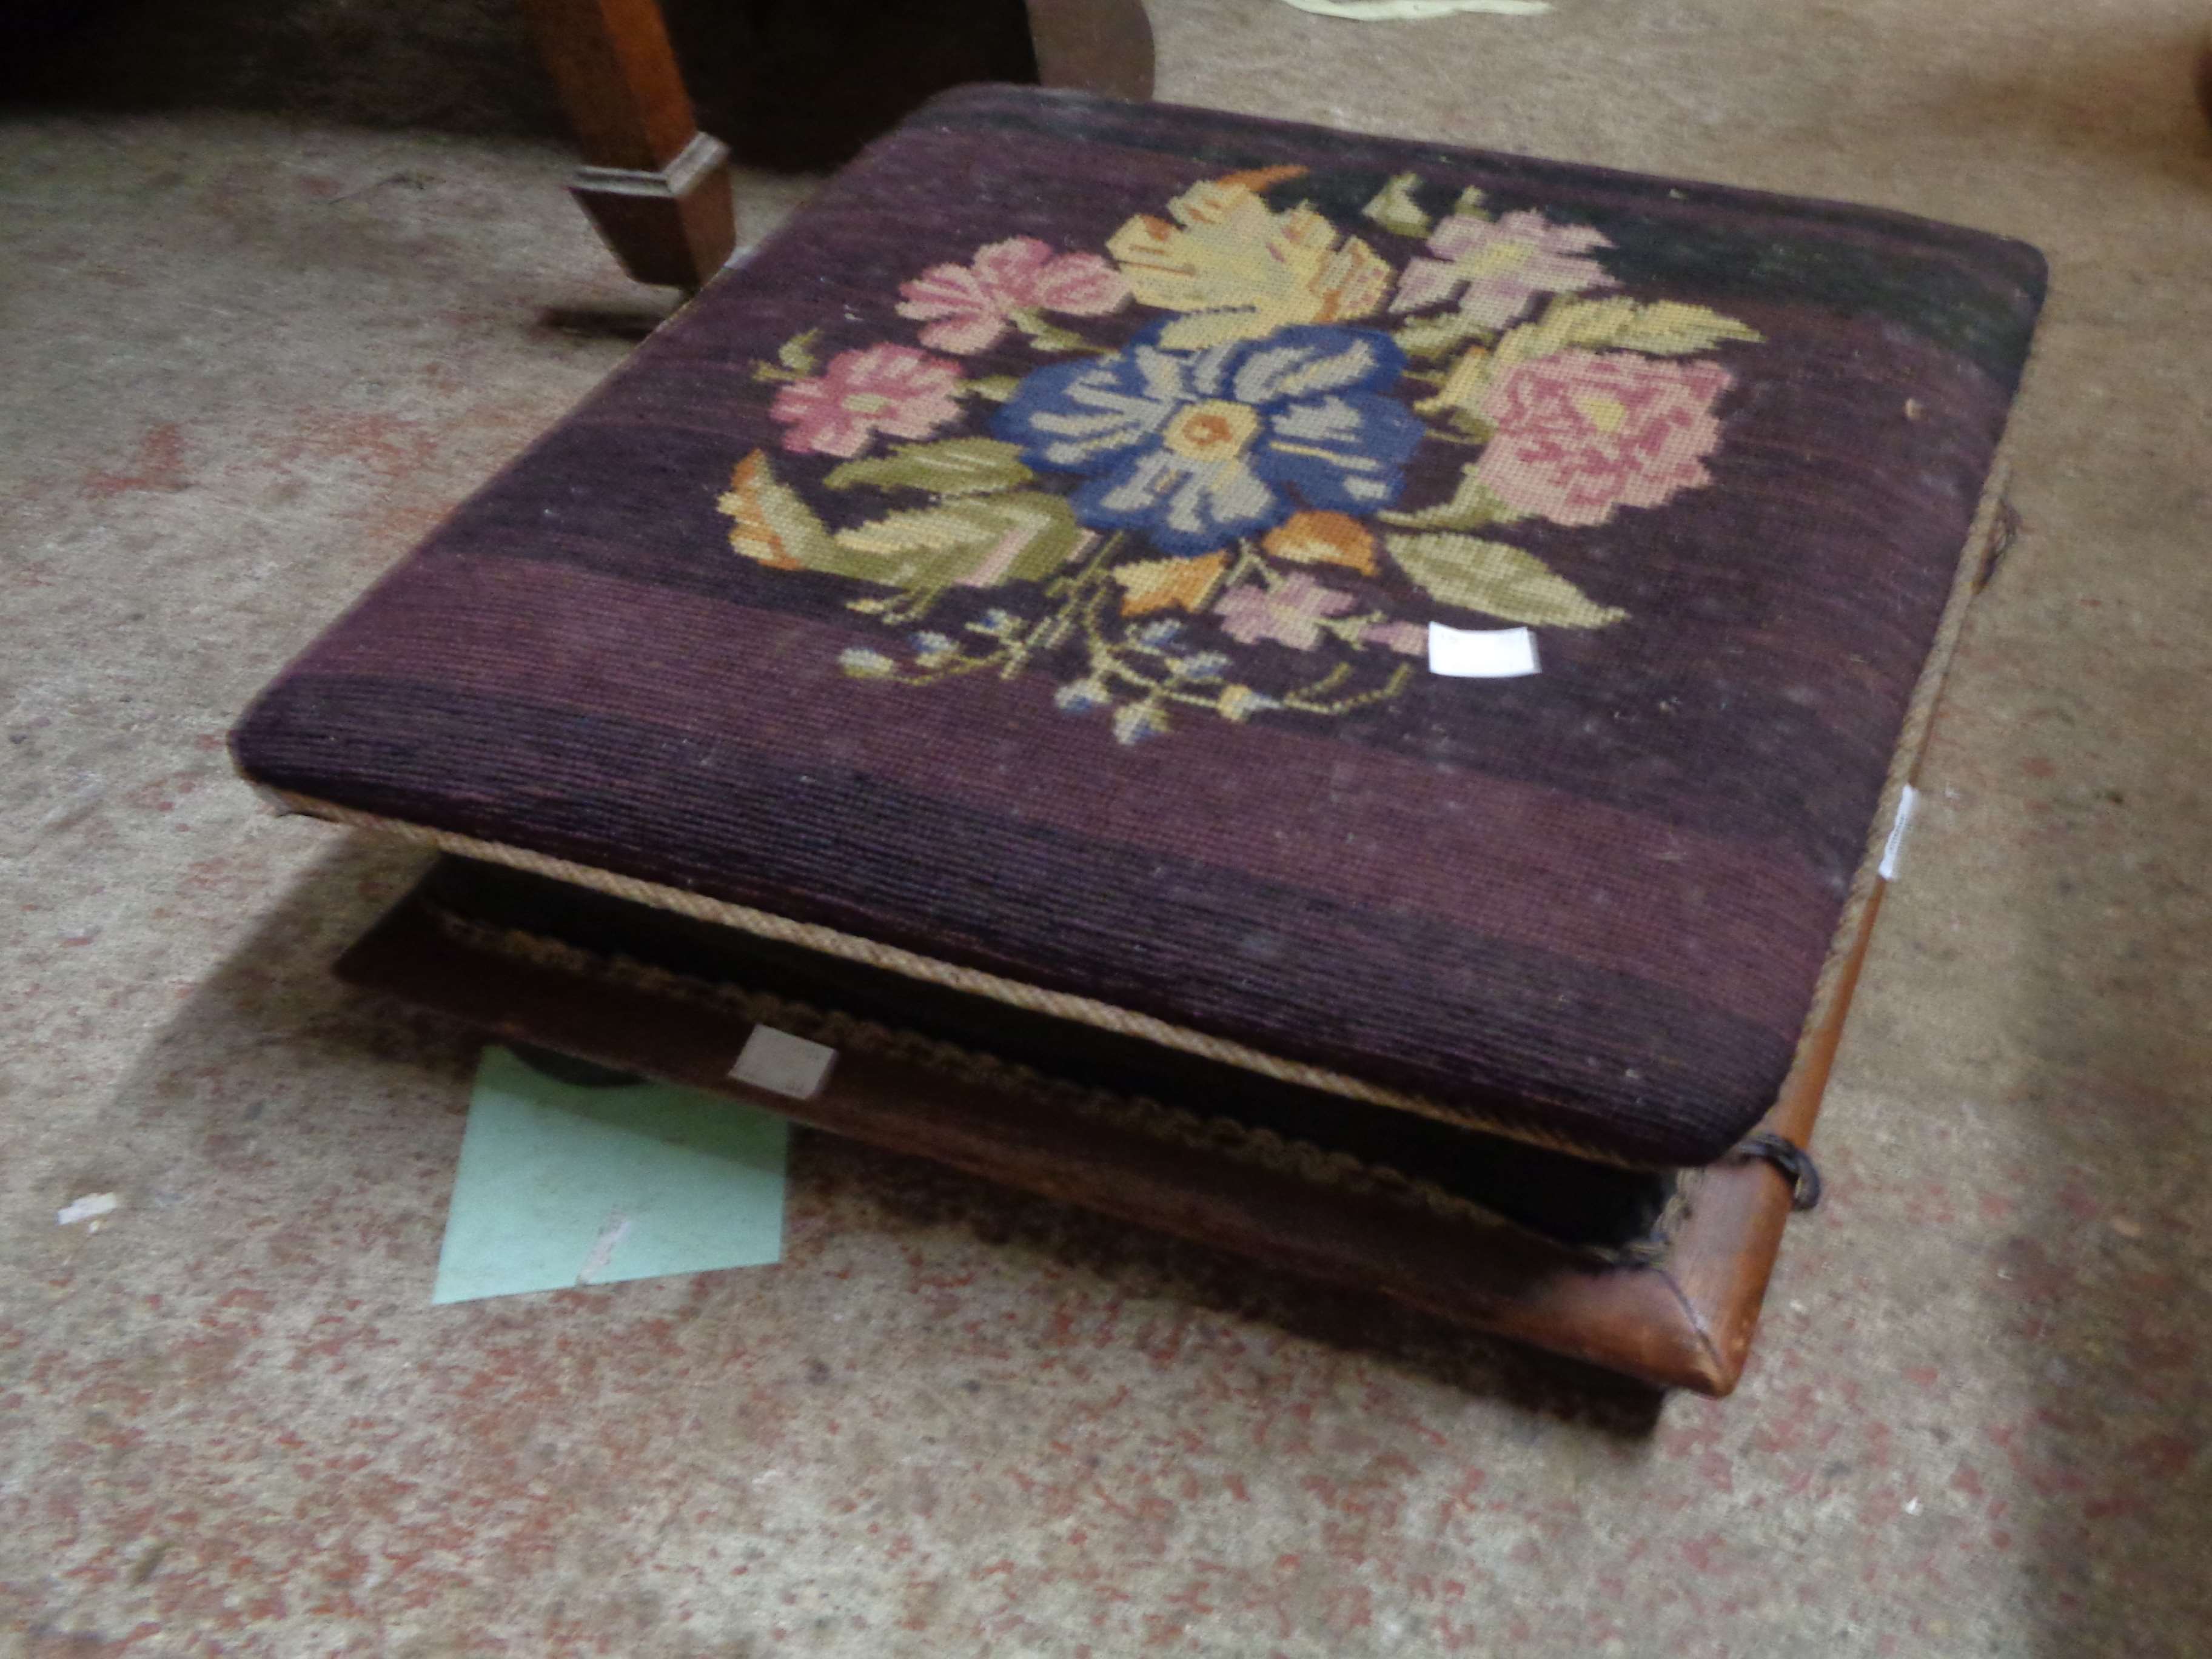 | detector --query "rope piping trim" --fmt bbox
[253,462,2016,1173]
[262,793,1651,1167]
[426,902,1698,1267]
